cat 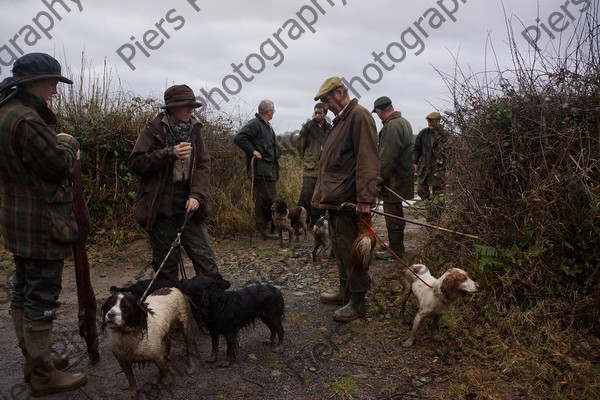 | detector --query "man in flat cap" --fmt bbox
[372,97,414,261]
[413,111,451,223]
[311,77,379,322]
[234,99,281,239]
[0,53,88,396]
